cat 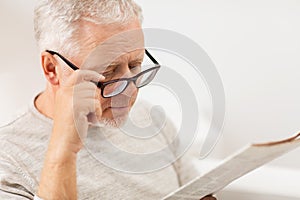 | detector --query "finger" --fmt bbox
[74,98,101,117]
[64,69,105,87]
[86,99,102,124]
[73,82,100,99]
